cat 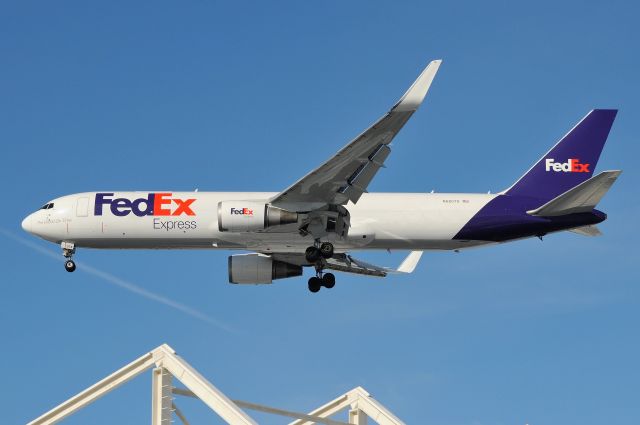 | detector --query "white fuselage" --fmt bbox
[22,191,498,253]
